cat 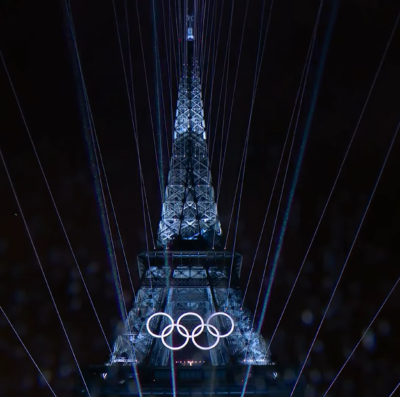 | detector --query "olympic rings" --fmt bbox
[146,311,235,351]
